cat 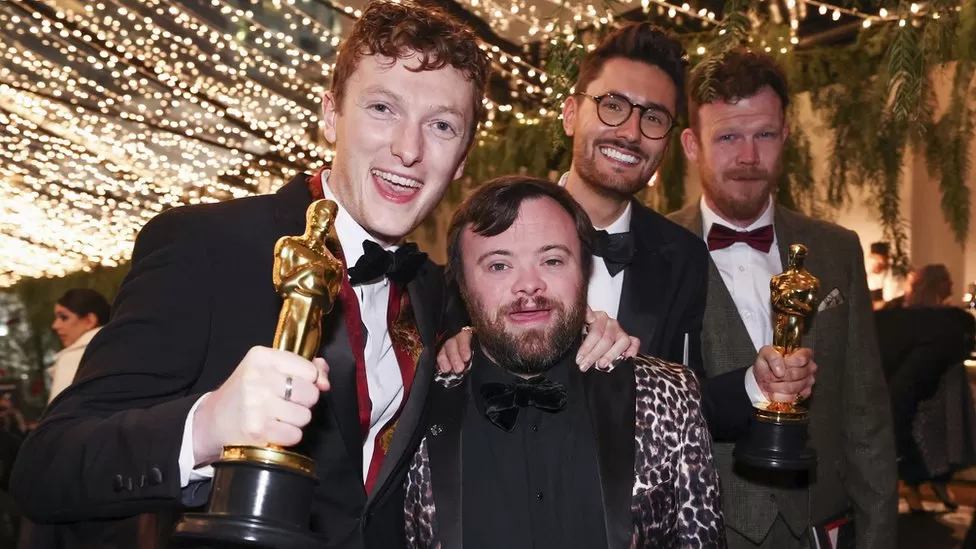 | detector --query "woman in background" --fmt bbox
[47,289,110,402]
[876,264,976,512]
